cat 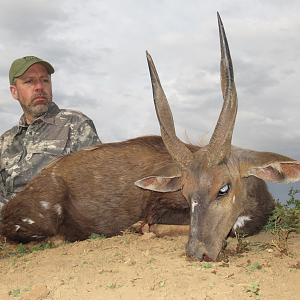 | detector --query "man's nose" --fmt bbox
[34,80,44,91]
